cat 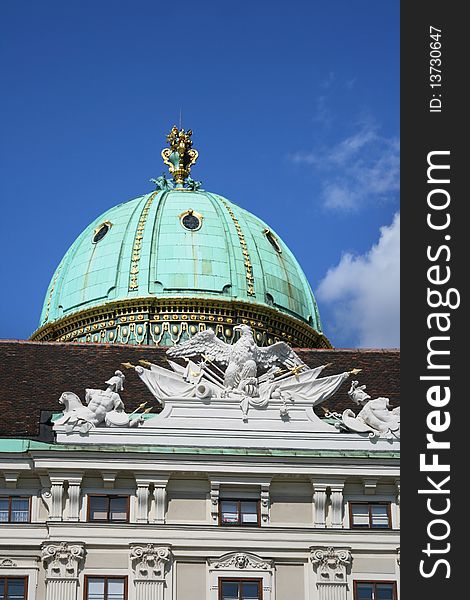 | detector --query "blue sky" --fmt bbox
[0,0,399,347]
